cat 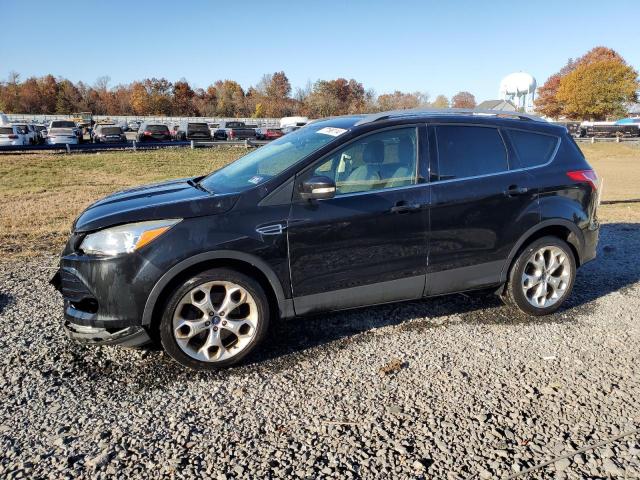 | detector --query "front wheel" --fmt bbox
[159,268,270,370]
[503,236,576,316]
